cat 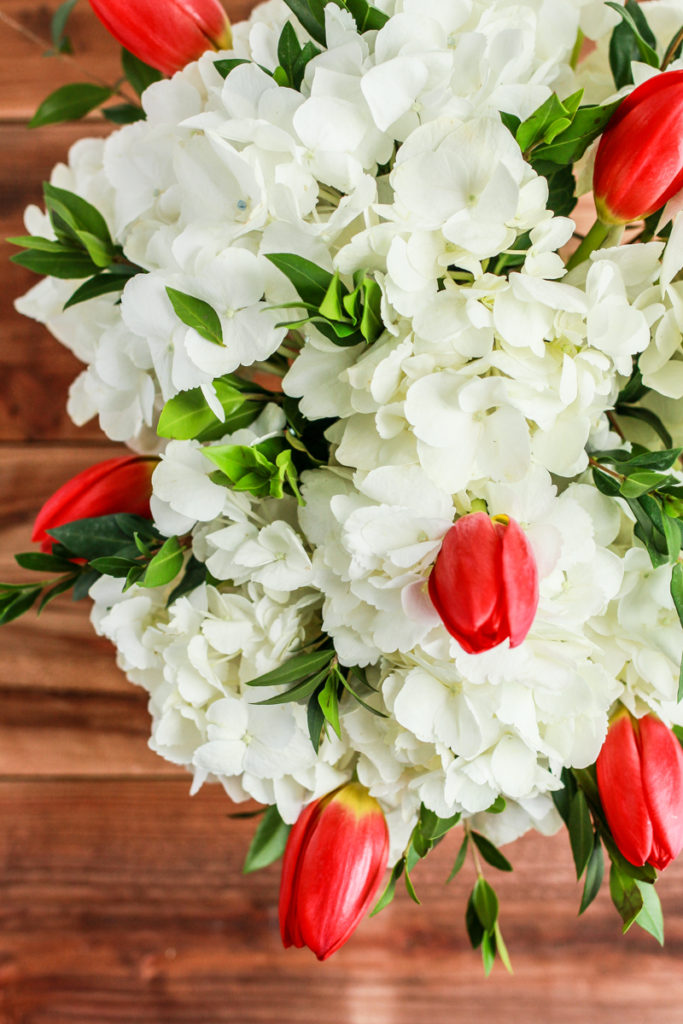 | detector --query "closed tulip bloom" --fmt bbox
[279,783,389,960]
[32,455,157,552]
[593,70,683,224]
[88,0,232,76]
[597,710,683,871]
[428,512,538,654]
